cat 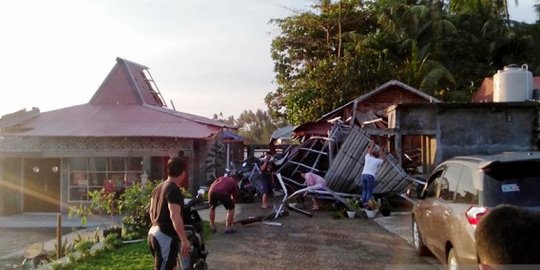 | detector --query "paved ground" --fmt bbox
[202,197,440,270]
[0,197,440,270]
